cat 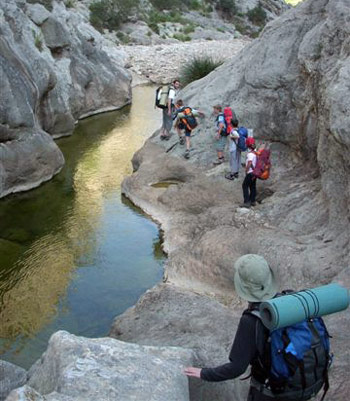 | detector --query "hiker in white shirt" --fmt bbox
[160,79,180,140]
[225,119,241,180]
[241,137,257,208]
